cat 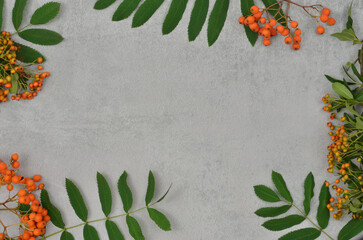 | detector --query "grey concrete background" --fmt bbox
[1,0,363,239]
